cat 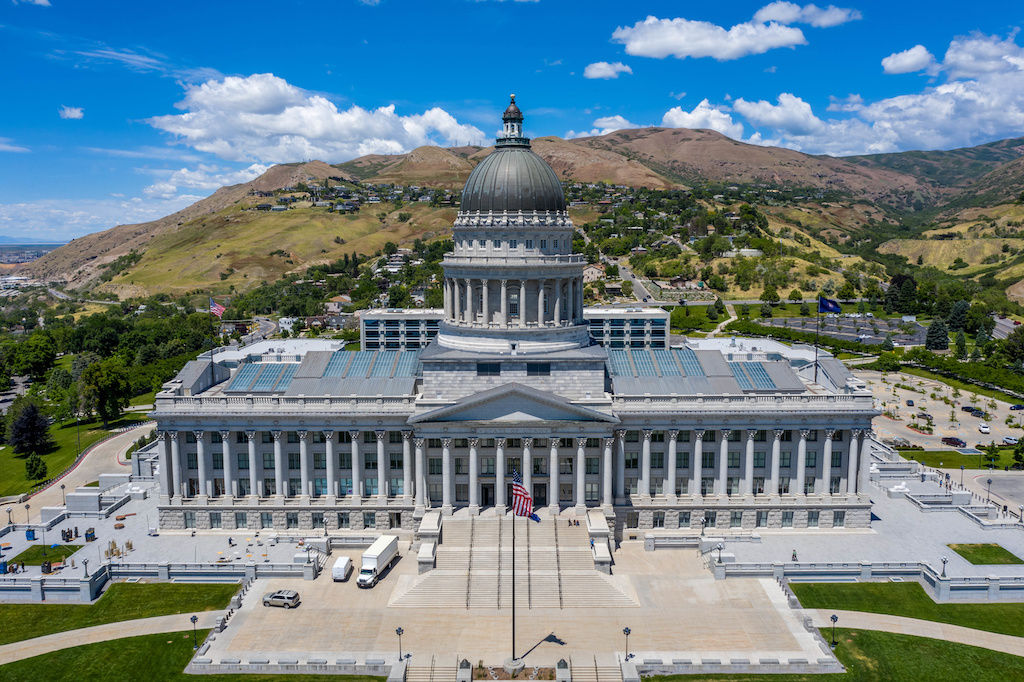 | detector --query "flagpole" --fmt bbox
[814,297,820,384]
[511,487,516,662]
